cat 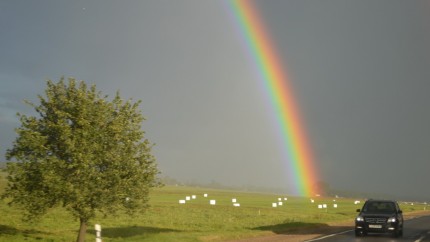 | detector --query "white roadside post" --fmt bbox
[95,224,102,242]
